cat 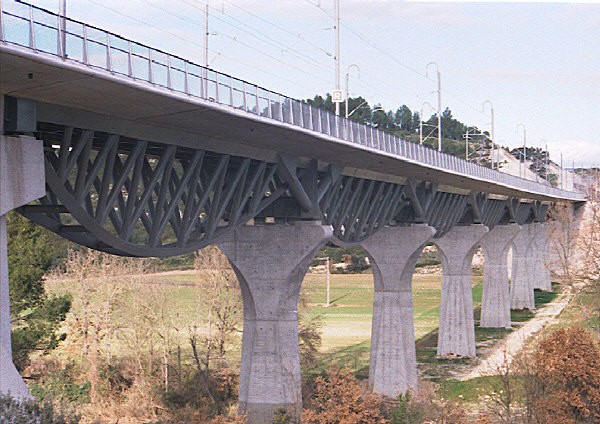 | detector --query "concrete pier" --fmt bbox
[479,224,520,328]
[435,225,488,357]
[0,133,45,399]
[510,223,537,310]
[218,221,331,424]
[533,223,552,291]
[361,224,436,397]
